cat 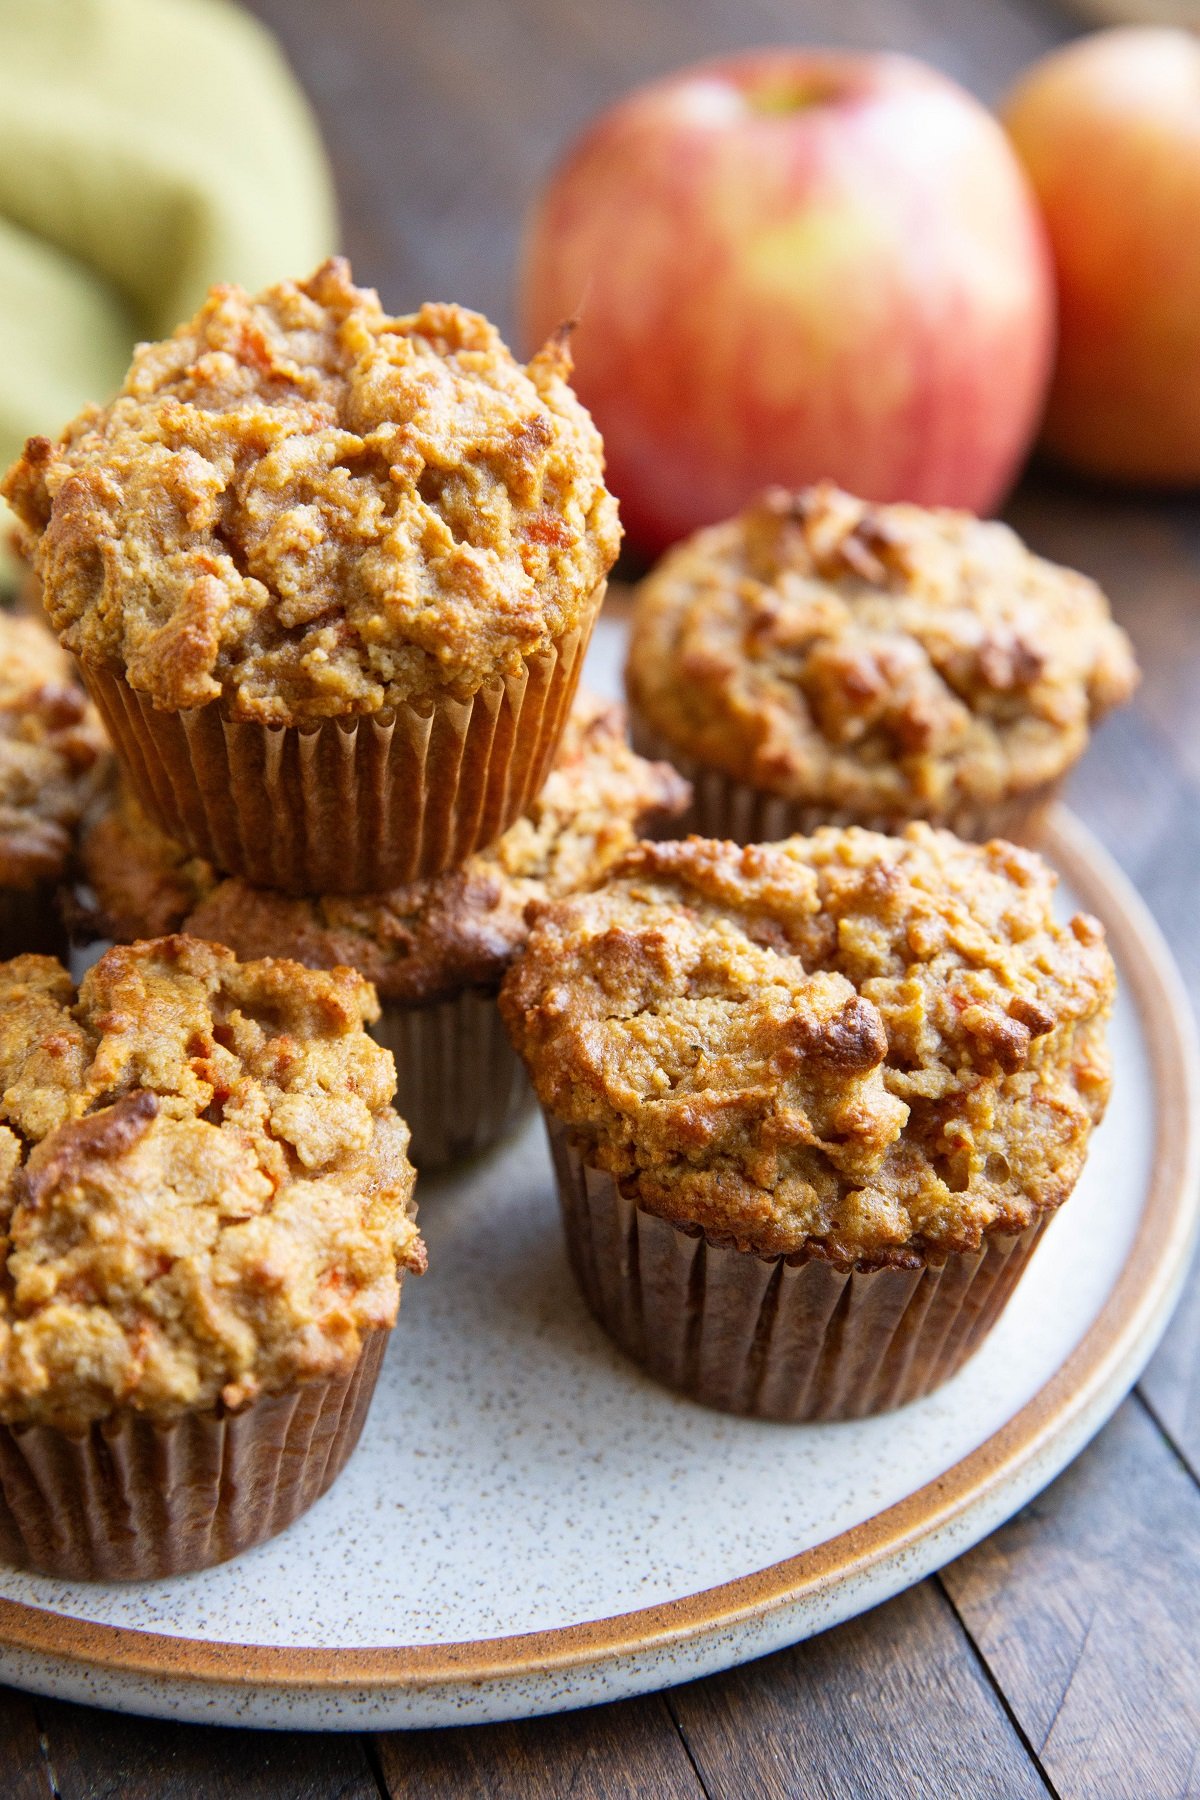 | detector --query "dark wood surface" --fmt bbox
[6,1,1200,1795]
